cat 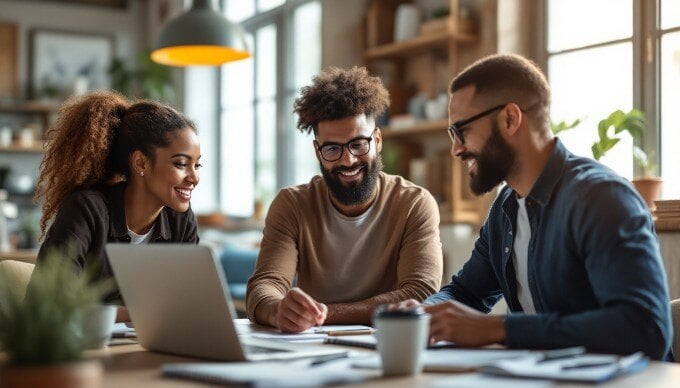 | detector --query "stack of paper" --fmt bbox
[479,352,648,383]
[352,349,532,372]
[163,360,365,387]
[247,325,374,343]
